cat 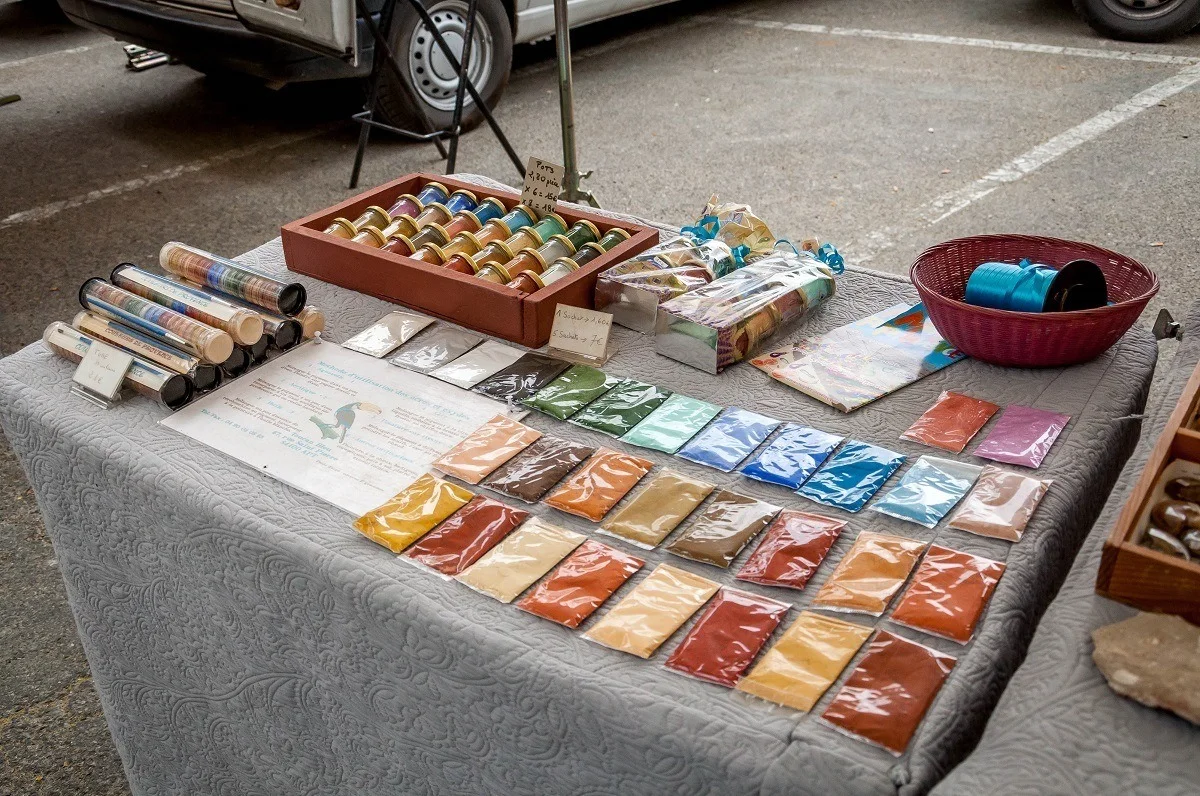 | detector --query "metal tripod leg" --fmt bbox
[553,0,598,207]
[406,0,523,176]
[350,0,449,189]
[444,0,478,173]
